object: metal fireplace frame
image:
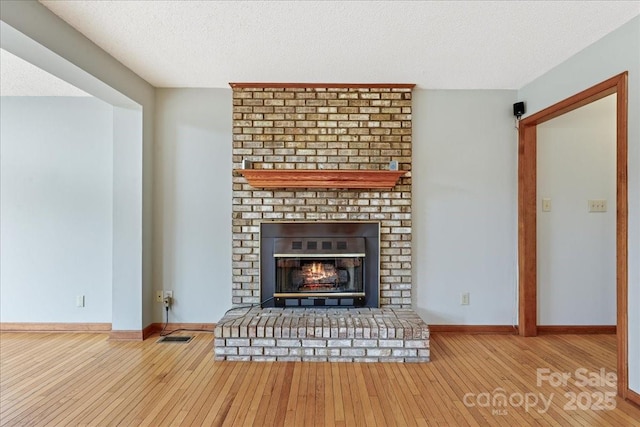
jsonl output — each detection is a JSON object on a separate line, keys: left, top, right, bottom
{"left": 260, "top": 221, "right": 380, "bottom": 308}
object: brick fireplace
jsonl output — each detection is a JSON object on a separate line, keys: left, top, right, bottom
{"left": 230, "top": 84, "right": 413, "bottom": 306}
{"left": 216, "top": 83, "right": 429, "bottom": 362}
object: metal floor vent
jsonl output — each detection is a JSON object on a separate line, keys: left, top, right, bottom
{"left": 157, "top": 336, "right": 193, "bottom": 343}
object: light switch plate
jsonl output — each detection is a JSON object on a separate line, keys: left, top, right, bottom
{"left": 588, "top": 199, "right": 607, "bottom": 213}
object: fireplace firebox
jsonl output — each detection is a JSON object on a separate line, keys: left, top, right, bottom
{"left": 260, "top": 222, "right": 379, "bottom": 307}
{"left": 274, "top": 237, "right": 365, "bottom": 301}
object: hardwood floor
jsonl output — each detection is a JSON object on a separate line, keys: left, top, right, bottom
{"left": 1, "top": 332, "right": 638, "bottom": 426}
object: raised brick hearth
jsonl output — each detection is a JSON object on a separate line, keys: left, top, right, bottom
{"left": 215, "top": 307, "right": 429, "bottom": 362}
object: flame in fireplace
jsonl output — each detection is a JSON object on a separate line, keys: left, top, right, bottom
{"left": 302, "top": 262, "right": 337, "bottom": 284}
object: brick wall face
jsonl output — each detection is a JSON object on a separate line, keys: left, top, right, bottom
{"left": 231, "top": 86, "right": 412, "bottom": 308}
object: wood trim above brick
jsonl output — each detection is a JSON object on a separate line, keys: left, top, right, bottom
{"left": 428, "top": 325, "right": 518, "bottom": 334}
{"left": 236, "top": 169, "right": 407, "bottom": 189}
{"left": 0, "top": 322, "right": 111, "bottom": 333}
{"left": 537, "top": 326, "right": 616, "bottom": 335}
{"left": 229, "top": 82, "right": 416, "bottom": 89}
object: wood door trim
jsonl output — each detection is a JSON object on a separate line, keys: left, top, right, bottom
{"left": 517, "top": 72, "right": 628, "bottom": 398}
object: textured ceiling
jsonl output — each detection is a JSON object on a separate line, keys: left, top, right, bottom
{"left": 23, "top": 1, "right": 640, "bottom": 90}
{"left": 0, "top": 49, "right": 90, "bottom": 96}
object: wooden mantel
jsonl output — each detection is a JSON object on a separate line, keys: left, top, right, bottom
{"left": 235, "top": 169, "right": 407, "bottom": 189}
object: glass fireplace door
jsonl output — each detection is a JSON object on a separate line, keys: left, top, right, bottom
{"left": 275, "top": 256, "right": 364, "bottom": 297}
{"left": 272, "top": 237, "right": 366, "bottom": 301}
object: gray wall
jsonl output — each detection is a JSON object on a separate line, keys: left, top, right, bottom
{"left": 1, "top": 0, "right": 155, "bottom": 330}
{"left": 153, "top": 88, "right": 520, "bottom": 326}
{"left": 112, "top": 105, "right": 144, "bottom": 330}
{"left": 0, "top": 96, "right": 113, "bottom": 322}
{"left": 518, "top": 15, "right": 639, "bottom": 393}
{"left": 413, "top": 89, "right": 518, "bottom": 325}
{"left": 154, "top": 88, "right": 232, "bottom": 322}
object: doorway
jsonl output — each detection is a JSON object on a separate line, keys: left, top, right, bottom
{"left": 537, "top": 94, "right": 616, "bottom": 328}
{"left": 517, "top": 72, "right": 628, "bottom": 397}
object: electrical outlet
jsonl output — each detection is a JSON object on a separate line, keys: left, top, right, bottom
{"left": 76, "top": 295, "right": 85, "bottom": 308}
{"left": 461, "top": 292, "right": 470, "bottom": 305}
{"left": 155, "top": 291, "right": 163, "bottom": 303}
{"left": 163, "top": 291, "right": 173, "bottom": 309}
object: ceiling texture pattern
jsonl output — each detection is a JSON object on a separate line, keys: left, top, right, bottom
{"left": 4, "top": 1, "right": 640, "bottom": 92}
{"left": 0, "top": 49, "right": 90, "bottom": 96}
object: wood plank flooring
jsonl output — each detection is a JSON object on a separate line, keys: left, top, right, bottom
{"left": 1, "top": 332, "right": 639, "bottom": 426}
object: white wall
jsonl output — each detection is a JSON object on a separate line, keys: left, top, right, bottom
{"left": 154, "top": 89, "right": 232, "bottom": 323}
{"left": 518, "top": 16, "right": 639, "bottom": 393}
{"left": 413, "top": 90, "right": 519, "bottom": 325}
{"left": 537, "top": 95, "right": 616, "bottom": 325}
{"left": 0, "top": 97, "right": 113, "bottom": 322}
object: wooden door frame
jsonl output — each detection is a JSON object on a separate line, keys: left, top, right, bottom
{"left": 517, "top": 72, "right": 628, "bottom": 397}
